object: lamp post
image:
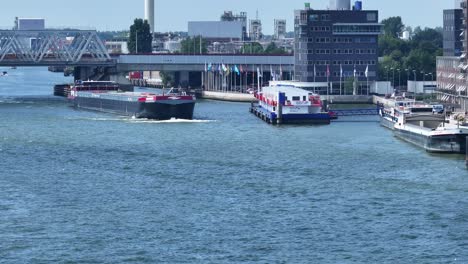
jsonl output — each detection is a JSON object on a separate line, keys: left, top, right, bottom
{"left": 428, "top": 73, "right": 434, "bottom": 99}
{"left": 391, "top": 67, "right": 395, "bottom": 94}
{"left": 135, "top": 30, "right": 138, "bottom": 54}
{"left": 413, "top": 70, "right": 417, "bottom": 96}
{"left": 405, "top": 69, "right": 410, "bottom": 91}
{"left": 385, "top": 66, "right": 389, "bottom": 95}
{"left": 422, "top": 71, "right": 426, "bottom": 95}
{"left": 397, "top": 68, "right": 401, "bottom": 91}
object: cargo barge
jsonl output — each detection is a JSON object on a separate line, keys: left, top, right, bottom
{"left": 392, "top": 110, "right": 468, "bottom": 154}
{"left": 69, "top": 81, "right": 195, "bottom": 120}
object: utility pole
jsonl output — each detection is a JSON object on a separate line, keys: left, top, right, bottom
{"left": 199, "top": 35, "right": 202, "bottom": 54}
{"left": 135, "top": 30, "right": 138, "bottom": 54}
{"left": 422, "top": 71, "right": 426, "bottom": 95}
{"left": 385, "top": 66, "right": 389, "bottom": 95}
{"left": 397, "top": 69, "right": 401, "bottom": 90}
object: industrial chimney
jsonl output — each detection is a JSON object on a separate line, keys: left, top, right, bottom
{"left": 145, "top": 0, "right": 155, "bottom": 33}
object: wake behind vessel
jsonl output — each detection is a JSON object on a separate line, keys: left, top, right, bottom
{"left": 68, "top": 81, "right": 196, "bottom": 120}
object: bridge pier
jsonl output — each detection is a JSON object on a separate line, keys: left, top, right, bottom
{"left": 74, "top": 66, "right": 134, "bottom": 92}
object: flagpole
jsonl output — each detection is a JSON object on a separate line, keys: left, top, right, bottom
{"left": 235, "top": 68, "right": 237, "bottom": 92}
{"left": 202, "top": 62, "right": 205, "bottom": 91}
{"left": 340, "top": 75, "right": 342, "bottom": 96}
{"left": 366, "top": 65, "right": 369, "bottom": 96}
{"left": 239, "top": 66, "right": 243, "bottom": 93}
{"left": 314, "top": 64, "right": 316, "bottom": 83}
{"left": 367, "top": 76, "right": 369, "bottom": 96}
{"left": 340, "top": 64, "right": 342, "bottom": 96}
{"left": 257, "top": 67, "right": 260, "bottom": 93}
{"left": 327, "top": 71, "right": 330, "bottom": 103}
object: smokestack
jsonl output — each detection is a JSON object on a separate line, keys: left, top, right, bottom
{"left": 145, "top": 0, "right": 155, "bottom": 33}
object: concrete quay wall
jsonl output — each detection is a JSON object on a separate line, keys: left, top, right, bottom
{"left": 324, "top": 95, "right": 373, "bottom": 104}
{"left": 201, "top": 91, "right": 256, "bottom": 102}
{"left": 202, "top": 91, "right": 382, "bottom": 105}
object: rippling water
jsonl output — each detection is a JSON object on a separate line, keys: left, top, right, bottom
{"left": 1, "top": 68, "right": 468, "bottom": 263}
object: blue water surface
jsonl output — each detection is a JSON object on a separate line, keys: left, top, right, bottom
{"left": 0, "top": 67, "right": 467, "bottom": 263}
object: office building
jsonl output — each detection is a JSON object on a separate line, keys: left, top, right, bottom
{"left": 436, "top": 0, "right": 468, "bottom": 110}
{"left": 188, "top": 11, "right": 247, "bottom": 41}
{"left": 443, "top": 9, "right": 463, "bottom": 56}
{"left": 294, "top": 0, "right": 381, "bottom": 93}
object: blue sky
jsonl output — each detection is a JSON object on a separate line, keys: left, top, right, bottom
{"left": 0, "top": 0, "right": 456, "bottom": 33}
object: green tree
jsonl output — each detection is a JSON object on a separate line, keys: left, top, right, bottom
{"left": 240, "top": 42, "right": 264, "bottom": 54}
{"left": 264, "top": 42, "right": 287, "bottom": 54}
{"left": 411, "top": 28, "right": 443, "bottom": 50}
{"left": 381, "top": 16, "right": 404, "bottom": 38}
{"left": 344, "top": 78, "right": 355, "bottom": 95}
{"left": 378, "top": 16, "right": 443, "bottom": 83}
{"left": 180, "top": 36, "right": 208, "bottom": 54}
{"left": 128, "top": 19, "right": 153, "bottom": 53}
{"left": 160, "top": 72, "right": 174, "bottom": 87}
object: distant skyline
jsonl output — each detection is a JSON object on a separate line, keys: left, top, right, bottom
{"left": 0, "top": 0, "right": 457, "bottom": 33}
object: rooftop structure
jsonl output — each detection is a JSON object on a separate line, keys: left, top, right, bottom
{"left": 15, "top": 18, "right": 45, "bottom": 31}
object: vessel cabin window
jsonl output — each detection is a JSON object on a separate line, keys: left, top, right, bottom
{"left": 292, "top": 96, "right": 301, "bottom": 101}
{"left": 303, "top": 96, "right": 307, "bottom": 101}
{"left": 411, "top": 108, "right": 433, "bottom": 113}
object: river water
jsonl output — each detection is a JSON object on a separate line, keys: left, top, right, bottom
{"left": 0, "top": 67, "right": 467, "bottom": 263}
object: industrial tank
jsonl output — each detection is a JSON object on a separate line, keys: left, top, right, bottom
{"left": 354, "top": 1, "right": 362, "bottom": 10}
{"left": 330, "top": 0, "right": 351, "bottom": 10}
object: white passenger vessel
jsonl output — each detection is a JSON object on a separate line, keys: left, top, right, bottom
{"left": 249, "top": 82, "right": 332, "bottom": 125}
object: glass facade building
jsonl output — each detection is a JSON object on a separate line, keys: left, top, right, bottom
{"left": 443, "top": 9, "right": 463, "bottom": 57}
{"left": 294, "top": 6, "right": 381, "bottom": 93}
{"left": 436, "top": 1, "right": 468, "bottom": 110}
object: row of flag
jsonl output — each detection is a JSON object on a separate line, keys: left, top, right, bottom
{"left": 204, "top": 63, "right": 284, "bottom": 78}
{"left": 314, "top": 64, "right": 370, "bottom": 78}
{"left": 204, "top": 62, "right": 369, "bottom": 79}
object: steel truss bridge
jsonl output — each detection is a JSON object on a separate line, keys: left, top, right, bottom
{"left": 0, "top": 30, "right": 114, "bottom": 66}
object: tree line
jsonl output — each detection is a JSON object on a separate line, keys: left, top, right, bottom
{"left": 378, "top": 16, "right": 443, "bottom": 86}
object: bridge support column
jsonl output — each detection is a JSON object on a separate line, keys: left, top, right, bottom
{"left": 108, "top": 72, "right": 134, "bottom": 91}
{"left": 74, "top": 66, "right": 96, "bottom": 82}
{"left": 74, "top": 66, "right": 134, "bottom": 92}
{"left": 179, "top": 71, "right": 189, "bottom": 88}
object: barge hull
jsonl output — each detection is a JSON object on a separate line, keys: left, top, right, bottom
{"left": 250, "top": 105, "right": 331, "bottom": 125}
{"left": 72, "top": 97, "right": 195, "bottom": 120}
{"left": 394, "top": 128, "right": 467, "bottom": 154}
{"left": 380, "top": 116, "right": 396, "bottom": 130}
